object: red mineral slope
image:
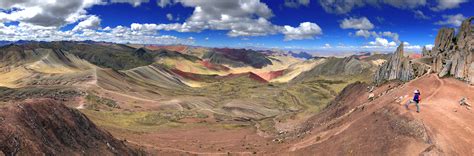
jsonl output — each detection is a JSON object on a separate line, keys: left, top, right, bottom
{"left": 0, "top": 99, "right": 137, "bottom": 155}
{"left": 170, "top": 69, "right": 204, "bottom": 81}
{"left": 199, "top": 60, "right": 230, "bottom": 71}
{"left": 220, "top": 72, "right": 269, "bottom": 83}
{"left": 409, "top": 53, "right": 422, "bottom": 59}
{"left": 254, "top": 70, "right": 285, "bottom": 81}
{"left": 289, "top": 74, "right": 474, "bottom": 155}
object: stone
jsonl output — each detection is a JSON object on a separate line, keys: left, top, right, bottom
{"left": 368, "top": 93, "right": 375, "bottom": 100}
{"left": 422, "top": 46, "right": 431, "bottom": 57}
{"left": 460, "top": 97, "right": 471, "bottom": 107}
{"left": 377, "top": 16, "right": 474, "bottom": 85}
{"left": 468, "top": 63, "right": 474, "bottom": 85}
{"left": 438, "top": 60, "right": 452, "bottom": 77}
{"left": 432, "top": 28, "right": 455, "bottom": 54}
{"left": 431, "top": 17, "right": 474, "bottom": 83}
{"left": 374, "top": 43, "right": 431, "bottom": 85}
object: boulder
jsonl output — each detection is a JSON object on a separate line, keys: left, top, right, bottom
{"left": 438, "top": 60, "right": 452, "bottom": 77}
{"left": 432, "top": 28, "right": 455, "bottom": 55}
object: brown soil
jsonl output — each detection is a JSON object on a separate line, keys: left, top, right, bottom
{"left": 3, "top": 74, "right": 472, "bottom": 155}
{"left": 287, "top": 74, "right": 474, "bottom": 155}
{"left": 0, "top": 99, "right": 137, "bottom": 155}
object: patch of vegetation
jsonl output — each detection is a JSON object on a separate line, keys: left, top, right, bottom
{"left": 256, "top": 118, "right": 276, "bottom": 133}
{"left": 136, "top": 111, "right": 208, "bottom": 126}
{"left": 81, "top": 110, "right": 209, "bottom": 132}
{"left": 85, "top": 93, "right": 119, "bottom": 110}
{"left": 0, "top": 86, "right": 82, "bottom": 102}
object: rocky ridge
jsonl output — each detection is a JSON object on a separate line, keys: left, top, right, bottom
{"left": 375, "top": 16, "right": 474, "bottom": 84}
{"left": 374, "top": 43, "right": 431, "bottom": 84}
{"left": 428, "top": 17, "right": 474, "bottom": 84}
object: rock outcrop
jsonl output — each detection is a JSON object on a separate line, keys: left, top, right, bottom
{"left": 374, "top": 43, "right": 431, "bottom": 84}
{"left": 430, "top": 17, "right": 474, "bottom": 84}
{"left": 375, "top": 16, "right": 474, "bottom": 85}
{"left": 422, "top": 46, "right": 431, "bottom": 57}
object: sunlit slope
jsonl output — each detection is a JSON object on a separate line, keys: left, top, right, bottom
{"left": 0, "top": 46, "right": 96, "bottom": 88}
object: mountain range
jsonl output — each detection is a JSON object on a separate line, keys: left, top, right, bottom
{"left": 0, "top": 17, "right": 473, "bottom": 155}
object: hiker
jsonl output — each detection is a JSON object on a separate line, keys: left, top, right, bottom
{"left": 405, "top": 89, "right": 421, "bottom": 113}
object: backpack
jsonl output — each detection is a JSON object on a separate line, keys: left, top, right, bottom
{"left": 414, "top": 93, "right": 421, "bottom": 102}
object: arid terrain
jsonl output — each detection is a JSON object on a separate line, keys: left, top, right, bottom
{"left": 0, "top": 15, "right": 473, "bottom": 156}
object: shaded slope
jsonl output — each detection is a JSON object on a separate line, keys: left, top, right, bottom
{"left": 203, "top": 48, "right": 273, "bottom": 68}
{"left": 288, "top": 51, "right": 313, "bottom": 60}
{"left": 2, "top": 41, "right": 154, "bottom": 70}
{"left": 0, "top": 99, "right": 137, "bottom": 155}
{"left": 291, "top": 55, "right": 383, "bottom": 83}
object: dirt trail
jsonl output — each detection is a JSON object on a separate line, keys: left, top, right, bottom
{"left": 403, "top": 74, "right": 474, "bottom": 155}
{"left": 288, "top": 74, "right": 474, "bottom": 155}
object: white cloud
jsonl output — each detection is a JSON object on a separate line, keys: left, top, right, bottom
{"left": 0, "top": 0, "right": 103, "bottom": 27}
{"left": 319, "top": 0, "right": 365, "bottom": 14}
{"left": 383, "top": 0, "right": 426, "bottom": 9}
{"left": 435, "top": 14, "right": 466, "bottom": 27}
{"left": 340, "top": 17, "right": 374, "bottom": 30}
{"left": 120, "top": 0, "right": 323, "bottom": 40}
{"left": 284, "top": 0, "right": 310, "bottom": 8}
{"left": 319, "top": 0, "right": 426, "bottom": 14}
{"left": 151, "top": 0, "right": 280, "bottom": 37}
{"left": 425, "top": 44, "right": 434, "bottom": 50}
{"left": 354, "top": 30, "right": 400, "bottom": 43}
{"left": 110, "top": 0, "right": 150, "bottom": 7}
{"left": 432, "top": 0, "right": 467, "bottom": 11}
{"left": 355, "top": 29, "right": 372, "bottom": 38}
{"left": 405, "top": 45, "right": 421, "bottom": 50}
{"left": 363, "top": 39, "right": 427, "bottom": 51}
{"left": 282, "top": 22, "right": 322, "bottom": 41}
{"left": 157, "top": 0, "right": 173, "bottom": 8}
{"left": 368, "top": 37, "right": 397, "bottom": 47}
{"left": 413, "top": 10, "right": 430, "bottom": 19}
{"left": 323, "top": 43, "right": 332, "bottom": 48}
{"left": 0, "top": 22, "right": 194, "bottom": 45}
{"left": 72, "top": 15, "right": 101, "bottom": 32}
{"left": 166, "top": 13, "right": 173, "bottom": 21}
{"left": 0, "top": 0, "right": 324, "bottom": 44}
{"left": 381, "top": 31, "right": 399, "bottom": 43}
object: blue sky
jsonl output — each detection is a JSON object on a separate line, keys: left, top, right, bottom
{"left": 0, "top": 0, "right": 473, "bottom": 53}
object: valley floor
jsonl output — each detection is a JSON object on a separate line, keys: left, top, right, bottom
{"left": 77, "top": 74, "right": 474, "bottom": 155}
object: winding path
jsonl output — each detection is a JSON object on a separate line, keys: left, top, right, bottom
{"left": 405, "top": 74, "right": 474, "bottom": 155}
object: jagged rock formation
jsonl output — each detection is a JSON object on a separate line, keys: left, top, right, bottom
{"left": 422, "top": 46, "right": 431, "bottom": 57}
{"left": 374, "top": 43, "right": 431, "bottom": 84}
{"left": 376, "top": 17, "right": 474, "bottom": 85}
{"left": 430, "top": 17, "right": 474, "bottom": 84}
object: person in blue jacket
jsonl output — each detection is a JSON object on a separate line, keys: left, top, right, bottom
{"left": 405, "top": 89, "right": 421, "bottom": 113}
